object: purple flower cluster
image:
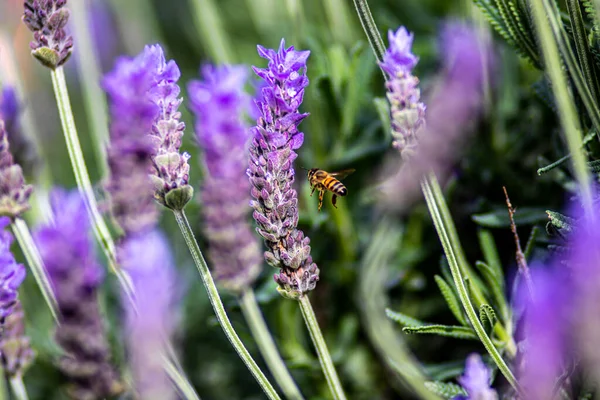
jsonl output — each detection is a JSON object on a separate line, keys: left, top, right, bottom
{"left": 247, "top": 40, "right": 319, "bottom": 298}
{"left": 0, "top": 119, "right": 33, "bottom": 219}
{"left": 0, "top": 300, "right": 35, "bottom": 378}
{"left": 380, "top": 27, "right": 426, "bottom": 158}
{"left": 0, "top": 217, "right": 26, "bottom": 319}
{"left": 22, "top": 0, "right": 74, "bottom": 69}
{"left": 188, "top": 64, "right": 262, "bottom": 292}
{"left": 454, "top": 354, "right": 498, "bottom": 400}
{"left": 121, "top": 229, "right": 177, "bottom": 400}
{"left": 35, "top": 189, "right": 123, "bottom": 399}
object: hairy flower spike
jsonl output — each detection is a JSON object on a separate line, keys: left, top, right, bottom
{"left": 0, "top": 217, "right": 26, "bottom": 319}
{"left": 247, "top": 39, "right": 319, "bottom": 298}
{"left": 35, "top": 189, "right": 123, "bottom": 400}
{"left": 0, "top": 121, "right": 33, "bottom": 218}
{"left": 0, "top": 300, "right": 35, "bottom": 378}
{"left": 0, "top": 87, "right": 38, "bottom": 174}
{"left": 22, "top": 0, "right": 74, "bottom": 69}
{"left": 381, "top": 27, "right": 426, "bottom": 158}
{"left": 189, "top": 64, "right": 262, "bottom": 292}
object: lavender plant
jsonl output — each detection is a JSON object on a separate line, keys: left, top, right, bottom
{"left": 0, "top": 120, "right": 33, "bottom": 219}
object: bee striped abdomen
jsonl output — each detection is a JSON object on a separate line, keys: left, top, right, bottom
{"left": 324, "top": 177, "right": 347, "bottom": 196}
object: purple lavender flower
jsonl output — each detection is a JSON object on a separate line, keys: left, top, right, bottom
{"left": 0, "top": 217, "right": 26, "bottom": 319}
{"left": 35, "top": 189, "right": 123, "bottom": 400}
{"left": 380, "top": 27, "right": 426, "bottom": 157}
{"left": 453, "top": 354, "right": 498, "bottom": 400}
{"left": 22, "top": 0, "right": 74, "bottom": 69}
{"left": 247, "top": 39, "right": 319, "bottom": 298}
{"left": 0, "top": 299, "right": 35, "bottom": 378}
{"left": 188, "top": 64, "right": 262, "bottom": 292}
{"left": 120, "top": 229, "right": 177, "bottom": 400}
{"left": 0, "top": 119, "right": 33, "bottom": 219}
{"left": 103, "top": 47, "right": 160, "bottom": 237}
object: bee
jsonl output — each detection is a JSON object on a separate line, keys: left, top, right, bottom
{"left": 305, "top": 168, "right": 355, "bottom": 211}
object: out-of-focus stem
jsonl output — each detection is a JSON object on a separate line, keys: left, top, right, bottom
{"left": 162, "top": 355, "right": 202, "bottom": 400}
{"left": 240, "top": 289, "right": 304, "bottom": 400}
{"left": 172, "top": 209, "right": 280, "bottom": 400}
{"left": 9, "top": 375, "right": 29, "bottom": 400}
{"left": 69, "top": 0, "right": 110, "bottom": 178}
{"left": 298, "top": 295, "right": 347, "bottom": 400}
{"left": 49, "top": 67, "right": 134, "bottom": 298}
{"left": 190, "top": 0, "right": 234, "bottom": 63}
{"left": 11, "top": 218, "right": 59, "bottom": 323}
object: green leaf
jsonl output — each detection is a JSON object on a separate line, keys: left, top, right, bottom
{"left": 402, "top": 325, "right": 479, "bottom": 340}
{"left": 424, "top": 359, "right": 470, "bottom": 381}
{"left": 434, "top": 275, "right": 467, "bottom": 326}
{"left": 424, "top": 381, "right": 467, "bottom": 399}
{"left": 385, "top": 309, "right": 427, "bottom": 327}
{"left": 523, "top": 226, "right": 540, "bottom": 260}
{"left": 479, "top": 304, "right": 498, "bottom": 334}
{"left": 477, "top": 230, "right": 503, "bottom": 282}
{"left": 341, "top": 44, "right": 375, "bottom": 138}
{"left": 475, "top": 261, "right": 509, "bottom": 325}
{"left": 373, "top": 97, "right": 391, "bottom": 137}
{"left": 472, "top": 207, "right": 547, "bottom": 227}
{"left": 546, "top": 210, "right": 576, "bottom": 233}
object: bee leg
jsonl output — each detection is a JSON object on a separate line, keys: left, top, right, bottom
{"left": 310, "top": 186, "right": 316, "bottom": 197}
{"left": 318, "top": 190, "right": 324, "bottom": 211}
{"left": 331, "top": 194, "right": 338, "bottom": 208}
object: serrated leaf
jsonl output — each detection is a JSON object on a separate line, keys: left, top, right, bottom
{"left": 546, "top": 210, "right": 575, "bottom": 233}
{"left": 472, "top": 207, "right": 547, "bottom": 227}
{"left": 424, "top": 381, "right": 467, "bottom": 398}
{"left": 588, "top": 159, "right": 600, "bottom": 173}
{"left": 475, "top": 261, "right": 509, "bottom": 325}
{"left": 434, "top": 275, "right": 467, "bottom": 326}
{"left": 385, "top": 309, "right": 427, "bottom": 327}
{"left": 479, "top": 304, "right": 498, "bottom": 334}
{"left": 402, "top": 325, "right": 479, "bottom": 340}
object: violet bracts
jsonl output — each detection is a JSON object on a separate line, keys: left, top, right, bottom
{"left": 0, "top": 217, "right": 26, "bottom": 319}
{"left": 247, "top": 39, "right": 319, "bottom": 298}
{"left": 121, "top": 229, "right": 177, "bottom": 400}
{"left": 0, "top": 120, "right": 33, "bottom": 219}
{"left": 35, "top": 189, "right": 123, "bottom": 400}
{"left": 189, "top": 64, "right": 262, "bottom": 292}
{"left": 22, "top": 0, "right": 74, "bottom": 69}
{"left": 454, "top": 354, "right": 498, "bottom": 400}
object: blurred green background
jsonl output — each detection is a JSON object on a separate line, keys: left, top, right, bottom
{"left": 0, "top": 0, "right": 569, "bottom": 398}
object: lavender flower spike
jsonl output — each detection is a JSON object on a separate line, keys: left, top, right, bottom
{"left": 0, "top": 217, "right": 26, "bottom": 319}
{"left": 0, "top": 120, "right": 33, "bottom": 219}
{"left": 453, "top": 354, "right": 498, "bottom": 400}
{"left": 189, "top": 64, "right": 262, "bottom": 292}
{"left": 121, "top": 229, "right": 178, "bottom": 400}
{"left": 0, "top": 87, "right": 38, "bottom": 174}
{"left": 380, "top": 27, "right": 426, "bottom": 158}
{"left": 22, "top": 0, "right": 74, "bottom": 69}
{"left": 248, "top": 39, "right": 319, "bottom": 298}
{"left": 0, "top": 300, "right": 35, "bottom": 378}
{"left": 36, "top": 189, "right": 123, "bottom": 400}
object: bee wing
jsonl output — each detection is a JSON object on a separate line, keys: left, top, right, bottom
{"left": 329, "top": 168, "right": 356, "bottom": 180}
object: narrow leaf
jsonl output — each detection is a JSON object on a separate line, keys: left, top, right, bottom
{"left": 477, "top": 230, "right": 504, "bottom": 281}
{"left": 385, "top": 309, "right": 427, "bottom": 327}
{"left": 434, "top": 275, "right": 467, "bottom": 326}
{"left": 424, "top": 381, "right": 467, "bottom": 399}
{"left": 479, "top": 304, "right": 498, "bottom": 334}
{"left": 472, "top": 207, "right": 547, "bottom": 227}
{"left": 402, "top": 325, "right": 479, "bottom": 340}
{"left": 475, "top": 261, "right": 509, "bottom": 324}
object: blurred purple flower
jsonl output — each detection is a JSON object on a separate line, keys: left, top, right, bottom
{"left": 247, "top": 39, "right": 319, "bottom": 298}
{"left": 22, "top": 0, "right": 74, "bottom": 69}
{"left": 121, "top": 229, "right": 177, "bottom": 400}
{"left": 0, "top": 299, "right": 35, "bottom": 378}
{"left": 380, "top": 22, "right": 492, "bottom": 210}
{"left": 35, "top": 189, "right": 123, "bottom": 399}
{"left": 0, "top": 86, "right": 38, "bottom": 173}
{"left": 0, "top": 217, "right": 26, "bottom": 319}
{"left": 88, "top": 0, "right": 120, "bottom": 73}
{"left": 188, "top": 64, "right": 262, "bottom": 292}
{"left": 0, "top": 119, "right": 33, "bottom": 218}
{"left": 103, "top": 45, "right": 160, "bottom": 236}
{"left": 453, "top": 354, "right": 497, "bottom": 400}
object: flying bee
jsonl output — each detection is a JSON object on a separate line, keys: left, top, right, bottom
{"left": 305, "top": 168, "right": 355, "bottom": 211}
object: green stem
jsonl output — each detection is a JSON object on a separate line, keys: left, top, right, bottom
{"left": 239, "top": 289, "right": 304, "bottom": 400}
{"left": 162, "top": 355, "right": 202, "bottom": 400}
{"left": 190, "top": 0, "right": 234, "bottom": 63}
{"left": 49, "top": 67, "right": 134, "bottom": 298}
{"left": 421, "top": 175, "right": 518, "bottom": 389}
{"left": 359, "top": 217, "right": 440, "bottom": 399}
{"left": 69, "top": 0, "right": 110, "bottom": 178}
{"left": 298, "top": 295, "right": 347, "bottom": 400}
{"left": 172, "top": 210, "right": 280, "bottom": 400}
{"left": 9, "top": 375, "right": 29, "bottom": 400}
{"left": 351, "top": 0, "right": 387, "bottom": 79}
{"left": 11, "top": 218, "right": 59, "bottom": 323}
{"left": 530, "top": 0, "right": 594, "bottom": 217}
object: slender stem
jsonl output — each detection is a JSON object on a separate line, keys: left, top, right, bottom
{"left": 421, "top": 175, "right": 518, "bottom": 389}
{"left": 190, "top": 0, "right": 234, "bottom": 63}
{"left": 172, "top": 210, "right": 280, "bottom": 400}
{"left": 11, "top": 218, "right": 59, "bottom": 323}
{"left": 298, "top": 295, "right": 347, "bottom": 400}
{"left": 9, "top": 375, "right": 29, "bottom": 400}
{"left": 49, "top": 67, "right": 134, "bottom": 298}
{"left": 240, "top": 289, "right": 304, "bottom": 400}
{"left": 351, "top": 0, "right": 387, "bottom": 79}
{"left": 162, "top": 355, "right": 202, "bottom": 400}
{"left": 529, "top": 0, "right": 593, "bottom": 217}
{"left": 70, "top": 0, "right": 110, "bottom": 178}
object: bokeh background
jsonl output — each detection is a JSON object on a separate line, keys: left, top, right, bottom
{"left": 0, "top": 0, "right": 568, "bottom": 398}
